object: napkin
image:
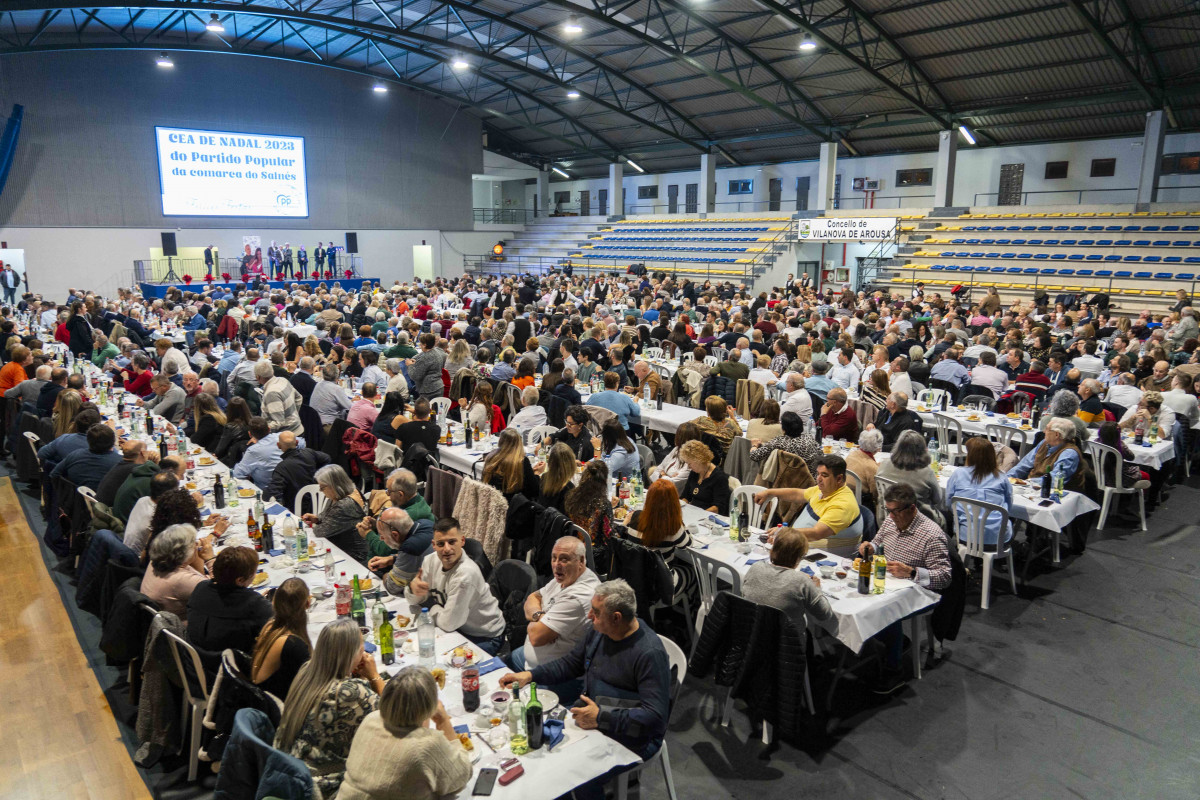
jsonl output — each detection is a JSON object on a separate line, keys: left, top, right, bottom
{"left": 265, "top": 503, "right": 287, "bottom": 516}
{"left": 800, "top": 566, "right": 815, "bottom": 576}
{"left": 363, "top": 641, "right": 377, "bottom": 654}
{"left": 746, "top": 555, "right": 767, "bottom": 565}
{"left": 453, "top": 724, "right": 470, "bottom": 735}
{"left": 817, "top": 560, "right": 838, "bottom": 566}
{"left": 269, "top": 548, "right": 284, "bottom": 557}
{"left": 544, "top": 719, "right": 566, "bottom": 751}
{"left": 475, "top": 656, "right": 506, "bottom": 676}
{"left": 707, "top": 515, "right": 729, "bottom": 528}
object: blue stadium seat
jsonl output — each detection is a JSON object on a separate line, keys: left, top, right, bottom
{"left": 1050, "top": 254, "right": 1067, "bottom": 260}
{"left": 970, "top": 252, "right": 984, "bottom": 258}
{"left": 1163, "top": 226, "right": 1180, "bottom": 232}
{"left": 1039, "top": 268, "right": 1058, "bottom": 275}
{"left": 1087, "top": 226, "right": 1103, "bottom": 232}
{"left": 1085, "top": 255, "right": 1103, "bottom": 261}
{"left": 1034, "top": 254, "right": 1049, "bottom": 260}
{"left": 1018, "top": 253, "right": 1033, "bottom": 259}
{"left": 1187, "top": 258, "right": 1200, "bottom": 264}
{"left": 1115, "top": 271, "right": 1134, "bottom": 278}
{"left": 1058, "top": 269, "right": 1076, "bottom": 276}
{"left": 1134, "top": 240, "right": 1151, "bottom": 246}
{"left": 1154, "top": 273, "right": 1173, "bottom": 280}
{"left": 1068, "top": 254, "right": 1084, "bottom": 261}
{"left": 1165, "top": 257, "right": 1183, "bottom": 264}
{"left": 1022, "top": 268, "right": 1038, "bottom": 274}
{"left": 1174, "top": 241, "right": 1191, "bottom": 247}
{"left": 930, "top": 264, "right": 944, "bottom": 271}
{"left": 1125, "top": 225, "right": 1142, "bottom": 232}
{"left": 1115, "top": 240, "right": 1132, "bottom": 246}
{"left": 1077, "top": 239, "right": 1095, "bottom": 245}
{"left": 1094, "top": 270, "right": 1113, "bottom": 277}
{"left": 1105, "top": 226, "right": 1121, "bottom": 232}
{"left": 1096, "top": 239, "right": 1113, "bottom": 246}
{"left": 1123, "top": 255, "right": 1142, "bottom": 262}
{"left": 1133, "top": 271, "right": 1152, "bottom": 278}
{"left": 1177, "top": 273, "right": 1195, "bottom": 280}
{"left": 1006, "top": 267, "right": 1023, "bottom": 274}
{"left": 1153, "top": 240, "right": 1170, "bottom": 247}
{"left": 1012, "top": 239, "right": 1027, "bottom": 245}
{"left": 1144, "top": 256, "right": 1162, "bottom": 263}
{"left": 1001, "top": 253, "right": 1015, "bottom": 259}
{"left": 1104, "top": 255, "right": 1123, "bottom": 262}
{"left": 986, "top": 252, "right": 1000, "bottom": 258}
{"left": 1061, "top": 239, "right": 1077, "bottom": 245}
{"left": 1144, "top": 226, "right": 1161, "bottom": 232}
{"left": 1021, "top": 226, "right": 1035, "bottom": 231}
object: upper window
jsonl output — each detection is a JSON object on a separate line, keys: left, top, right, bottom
{"left": 1090, "top": 158, "right": 1116, "bottom": 178}
{"left": 1162, "top": 153, "right": 1200, "bottom": 175}
{"left": 637, "top": 185, "right": 659, "bottom": 200}
{"left": 728, "top": 179, "right": 753, "bottom": 195}
{"left": 895, "top": 168, "right": 933, "bottom": 187}
{"left": 553, "top": 191, "right": 570, "bottom": 204}
{"left": 1044, "top": 161, "right": 1069, "bottom": 180}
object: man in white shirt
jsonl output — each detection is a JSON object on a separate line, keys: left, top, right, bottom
{"left": 1105, "top": 373, "right": 1143, "bottom": 413}
{"left": 1161, "top": 374, "right": 1200, "bottom": 428}
{"left": 860, "top": 345, "right": 890, "bottom": 388}
{"left": 1070, "top": 339, "right": 1105, "bottom": 374}
{"left": 509, "top": 386, "right": 548, "bottom": 435}
{"left": 508, "top": 537, "right": 599, "bottom": 679}
{"left": 748, "top": 354, "right": 778, "bottom": 387}
{"left": 123, "top": 471, "right": 179, "bottom": 557}
{"left": 829, "top": 348, "right": 859, "bottom": 391}
{"left": 405, "top": 518, "right": 506, "bottom": 653}
{"left": 889, "top": 356, "right": 913, "bottom": 398}
{"left": 968, "top": 351, "right": 1010, "bottom": 399}
{"left": 780, "top": 372, "right": 814, "bottom": 426}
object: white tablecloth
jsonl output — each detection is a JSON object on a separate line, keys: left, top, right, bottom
{"left": 679, "top": 504, "right": 939, "bottom": 654}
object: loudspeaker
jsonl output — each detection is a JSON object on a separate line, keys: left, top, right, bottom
{"left": 345, "top": 232, "right": 358, "bottom": 254}
{"left": 161, "top": 232, "right": 178, "bottom": 257}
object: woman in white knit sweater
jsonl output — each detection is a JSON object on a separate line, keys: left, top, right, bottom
{"left": 338, "top": 667, "right": 473, "bottom": 800}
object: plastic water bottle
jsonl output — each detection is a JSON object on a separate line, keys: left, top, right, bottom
{"left": 323, "top": 548, "right": 336, "bottom": 596}
{"left": 928, "top": 434, "right": 941, "bottom": 474}
{"left": 418, "top": 607, "right": 436, "bottom": 667}
{"left": 295, "top": 523, "right": 309, "bottom": 570}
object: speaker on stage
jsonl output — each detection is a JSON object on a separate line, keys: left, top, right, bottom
{"left": 161, "top": 232, "right": 178, "bottom": 257}
{"left": 345, "top": 232, "right": 358, "bottom": 254}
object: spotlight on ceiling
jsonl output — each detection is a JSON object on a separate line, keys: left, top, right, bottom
{"left": 552, "top": 166, "right": 571, "bottom": 178}
{"left": 567, "top": 89, "right": 581, "bottom": 99}
{"left": 155, "top": 52, "right": 174, "bottom": 68}
{"left": 958, "top": 125, "right": 977, "bottom": 145}
{"left": 625, "top": 158, "right": 645, "bottom": 173}
{"left": 373, "top": 83, "right": 388, "bottom": 93}
{"left": 205, "top": 14, "right": 225, "bottom": 33}
{"left": 564, "top": 14, "right": 583, "bottom": 33}
{"left": 452, "top": 55, "right": 470, "bottom": 70}
{"left": 799, "top": 34, "right": 817, "bottom": 52}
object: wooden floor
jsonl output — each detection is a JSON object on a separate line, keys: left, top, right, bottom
{"left": 0, "top": 478, "right": 151, "bottom": 800}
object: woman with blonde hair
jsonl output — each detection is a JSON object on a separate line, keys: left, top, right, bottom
{"left": 537, "top": 442, "right": 576, "bottom": 514}
{"left": 694, "top": 395, "right": 742, "bottom": 453}
{"left": 51, "top": 389, "right": 85, "bottom": 438}
{"left": 250, "top": 577, "right": 313, "bottom": 700}
{"left": 274, "top": 618, "right": 381, "bottom": 796}
{"left": 680, "top": 439, "right": 732, "bottom": 514}
{"left": 443, "top": 338, "right": 472, "bottom": 377}
{"left": 189, "top": 392, "right": 227, "bottom": 450}
{"left": 482, "top": 428, "right": 539, "bottom": 500}
{"left": 303, "top": 334, "right": 323, "bottom": 362}
{"left": 650, "top": 421, "right": 703, "bottom": 483}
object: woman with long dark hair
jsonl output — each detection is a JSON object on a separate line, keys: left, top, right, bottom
{"left": 565, "top": 459, "right": 614, "bottom": 571}
{"left": 215, "top": 396, "right": 254, "bottom": 466}
{"left": 251, "top": 577, "right": 313, "bottom": 700}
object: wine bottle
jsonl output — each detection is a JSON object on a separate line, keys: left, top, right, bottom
{"left": 872, "top": 541, "right": 886, "bottom": 594}
{"left": 260, "top": 513, "right": 274, "bottom": 553}
{"left": 525, "top": 682, "right": 545, "bottom": 750}
{"left": 350, "top": 575, "right": 367, "bottom": 626}
{"left": 378, "top": 611, "right": 395, "bottom": 666}
{"left": 857, "top": 549, "right": 873, "bottom": 595}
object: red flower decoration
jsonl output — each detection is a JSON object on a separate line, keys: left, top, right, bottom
{"left": 344, "top": 269, "right": 353, "bottom": 278}
{"left": 204, "top": 274, "right": 214, "bottom": 283}
{"left": 221, "top": 272, "right": 231, "bottom": 282}
{"left": 182, "top": 274, "right": 193, "bottom": 284}
{"left": 324, "top": 270, "right": 332, "bottom": 279}
{"left": 276, "top": 271, "right": 286, "bottom": 281}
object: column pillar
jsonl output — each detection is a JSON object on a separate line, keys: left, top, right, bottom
{"left": 699, "top": 152, "right": 717, "bottom": 215}
{"left": 817, "top": 142, "right": 838, "bottom": 211}
{"left": 1137, "top": 109, "right": 1166, "bottom": 206}
{"left": 609, "top": 162, "right": 624, "bottom": 218}
{"left": 934, "top": 129, "right": 958, "bottom": 207}
{"left": 536, "top": 167, "right": 550, "bottom": 218}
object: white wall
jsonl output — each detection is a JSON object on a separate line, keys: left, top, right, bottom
{"left": 533, "top": 131, "right": 1200, "bottom": 214}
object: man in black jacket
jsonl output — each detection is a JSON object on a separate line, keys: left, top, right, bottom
{"left": 869, "top": 392, "right": 925, "bottom": 451}
{"left": 267, "top": 430, "right": 331, "bottom": 511}
{"left": 290, "top": 357, "right": 318, "bottom": 405}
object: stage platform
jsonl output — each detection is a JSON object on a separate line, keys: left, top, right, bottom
{"left": 137, "top": 277, "right": 380, "bottom": 299}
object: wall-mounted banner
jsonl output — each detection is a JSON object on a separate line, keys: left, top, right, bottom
{"left": 798, "top": 217, "right": 897, "bottom": 241}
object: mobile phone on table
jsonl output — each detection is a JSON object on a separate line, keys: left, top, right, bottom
{"left": 1037, "top": 499, "right": 1055, "bottom": 507}
{"left": 803, "top": 553, "right": 822, "bottom": 562}
{"left": 472, "top": 768, "right": 498, "bottom": 796}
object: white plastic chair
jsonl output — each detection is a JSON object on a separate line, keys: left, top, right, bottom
{"left": 844, "top": 468, "right": 863, "bottom": 504}
{"left": 643, "top": 347, "right": 664, "bottom": 360}
{"left": 703, "top": 355, "right": 718, "bottom": 368}
{"left": 679, "top": 549, "right": 743, "bottom": 652}
{"left": 730, "top": 484, "right": 777, "bottom": 530}
{"left": 932, "top": 412, "right": 969, "bottom": 465}
{"left": 429, "top": 396, "right": 451, "bottom": 422}
{"left": 614, "top": 635, "right": 683, "bottom": 800}
{"left": 162, "top": 629, "right": 211, "bottom": 782}
{"left": 916, "top": 388, "right": 947, "bottom": 409}
{"left": 950, "top": 496, "right": 1017, "bottom": 610}
{"left": 77, "top": 485, "right": 100, "bottom": 522}
{"left": 1087, "top": 441, "right": 1149, "bottom": 532}
{"left": 293, "top": 483, "right": 329, "bottom": 517}
{"left": 526, "top": 424, "right": 559, "bottom": 447}
{"left": 986, "top": 423, "right": 1031, "bottom": 458}
{"left": 873, "top": 474, "right": 896, "bottom": 520}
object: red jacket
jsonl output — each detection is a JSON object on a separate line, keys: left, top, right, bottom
{"left": 55, "top": 322, "right": 70, "bottom": 345}
{"left": 123, "top": 368, "right": 155, "bottom": 396}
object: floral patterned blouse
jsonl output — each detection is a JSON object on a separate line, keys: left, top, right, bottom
{"left": 285, "top": 677, "right": 378, "bottom": 796}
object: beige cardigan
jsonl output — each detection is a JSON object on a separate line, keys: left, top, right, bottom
{"left": 337, "top": 712, "right": 473, "bottom": 800}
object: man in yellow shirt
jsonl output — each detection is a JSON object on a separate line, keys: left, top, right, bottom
{"left": 756, "top": 455, "right": 863, "bottom": 554}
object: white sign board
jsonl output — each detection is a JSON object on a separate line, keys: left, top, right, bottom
{"left": 797, "top": 217, "right": 897, "bottom": 241}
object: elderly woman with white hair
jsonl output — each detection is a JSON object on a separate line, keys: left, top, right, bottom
{"left": 1007, "top": 416, "right": 1086, "bottom": 492}
{"left": 508, "top": 385, "right": 548, "bottom": 434}
{"left": 846, "top": 427, "right": 882, "bottom": 510}
{"left": 875, "top": 429, "right": 946, "bottom": 528}
{"left": 139, "top": 523, "right": 215, "bottom": 621}
{"left": 302, "top": 464, "right": 369, "bottom": 566}
{"left": 337, "top": 667, "right": 473, "bottom": 800}
{"left": 1038, "top": 388, "right": 1090, "bottom": 441}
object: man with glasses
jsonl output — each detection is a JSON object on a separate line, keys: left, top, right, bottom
{"left": 547, "top": 405, "right": 596, "bottom": 461}
{"left": 358, "top": 468, "right": 436, "bottom": 561}
{"left": 859, "top": 482, "right": 952, "bottom": 694}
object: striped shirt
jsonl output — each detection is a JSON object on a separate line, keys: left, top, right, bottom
{"left": 871, "top": 509, "right": 952, "bottom": 590}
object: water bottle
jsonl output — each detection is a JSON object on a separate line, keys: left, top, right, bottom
{"left": 417, "top": 607, "right": 436, "bottom": 667}
{"left": 323, "top": 548, "right": 336, "bottom": 595}
{"left": 643, "top": 383, "right": 651, "bottom": 404}
{"left": 928, "top": 434, "right": 941, "bottom": 475}
{"left": 295, "top": 523, "right": 309, "bottom": 569}
{"left": 335, "top": 573, "right": 351, "bottom": 617}
{"left": 1053, "top": 472, "right": 1064, "bottom": 501}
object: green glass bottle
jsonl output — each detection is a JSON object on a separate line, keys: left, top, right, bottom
{"left": 378, "top": 611, "right": 395, "bottom": 665}
{"left": 350, "top": 575, "right": 366, "bottom": 626}
{"left": 525, "top": 682, "right": 545, "bottom": 750}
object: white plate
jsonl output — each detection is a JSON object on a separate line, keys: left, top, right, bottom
{"left": 538, "top": 688, "right": 560, "bottom": 711}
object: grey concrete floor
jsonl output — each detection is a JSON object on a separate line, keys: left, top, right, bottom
{"left": 641, "top": 487, "right": 1200, "bottom": 800}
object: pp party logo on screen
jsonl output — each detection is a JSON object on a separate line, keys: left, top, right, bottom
{"left": 273, "top": 185, "right": 303, "bottom": 214}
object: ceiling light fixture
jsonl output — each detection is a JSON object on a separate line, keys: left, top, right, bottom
{"left": 205, "top": 14, "right": 225, "bottom": 33}
{"left": 958, "top": 124, "right": 976, "bottom": 145}
{"left": 373, "top": 83, "right": 388, "bottom": 93}
{"left": 567, "top": 89, "right": 581, "bottom": 99}
{"left": 452, "top": 55, "right": 470, "bottom": 70}
{"left": 552, "top": 167, "right": 571, "bottom": 178}
{"left": 625, "top": 158, "right": 645, "bottom": 173}
{"left": 564, "top": 14, "right": 583, "bottom": 33}
{"left": 799, "top": 34, "right": 817, "bottom": 52}
{"left": 155, "top": 52, "right": 174, "bottom": 68}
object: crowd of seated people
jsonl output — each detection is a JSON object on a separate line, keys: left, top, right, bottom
{"left": 8, "top": 267, "right": 1200, "bottom": 789}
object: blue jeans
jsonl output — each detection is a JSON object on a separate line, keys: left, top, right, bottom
{"left": 507, "top": 646, "right": 584, "bottom": 706}
{"left": 465, "top": 632, "right": 505, "bottom": 657}
{"left": 3, "top": 287, "right": 16, "bottom": 305}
